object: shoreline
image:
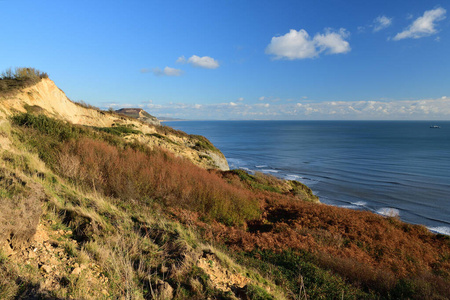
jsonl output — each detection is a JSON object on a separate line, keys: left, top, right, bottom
{"left": 165, "top": 120, "right": 450, "bottom": 237}
{"left": 235, "top": 165, "right": 450, "bottom": 236}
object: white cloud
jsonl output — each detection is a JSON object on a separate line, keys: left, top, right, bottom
{"left": 176, "top": 56, "right": 186, "bottom": 63}
{"left": 393, "top": 7, "right": 446, "bottom": 40}
{"left": 373, "top": 15, "right": 393, "bottom": 32}
{"left": 314, "top": 28, "right": 351, "bottom": 54}
{"left": 140, "top": 97, "right": 450, "bottom": 120}
{"left": 265, "top": 28, "right": 350, "bottom": 60}
{"left": 163, "top": 67, "right": 183, "bottom": 76}
{"left": 184, "top": 55, "right": 219, "bottom": 69}
{"left": 237, "top": 97, "right": 244, "bottom": 102}
{"left": 265, "top": 29, "right": 317, "bottom": 59}
{"left": 259, "top": 96, "right": 265, "bottom": 101}
{"left": 152, "top": 67, "right": 183, "bottom": 77}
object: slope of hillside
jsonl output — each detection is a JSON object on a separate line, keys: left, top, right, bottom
{"left": 0, "top": 76, "right": 228, "bottom": 170}
{"left": 1, "top": 71, "right": 449, "bottom": 299}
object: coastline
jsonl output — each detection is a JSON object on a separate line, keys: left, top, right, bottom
{"left": 165, "top": 120, "right": 450, "bottom": 236}
{"left": 236, "top": 164, "right": 450, "bottom": 236}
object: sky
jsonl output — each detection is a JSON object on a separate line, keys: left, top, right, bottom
{"left": 1, "top": 0, "right": 450, "bottom": 120}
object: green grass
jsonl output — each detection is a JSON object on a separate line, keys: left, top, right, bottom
{"left": 11, "top": 113, "right": 88, "bottom": 141}
{"left": 231, "top": 169, "right": 282, "bottom": 193}
{"left": 190, "top": 135, "right": 220, "bottom": 152}
{"left": 246, "top": 284, "right": 276, "bottom": 300}
{"left": 93, "top": 126, "right": 142, "bottom": 136}
{"left": 234, "top": 249, "right": 374, "bottom": 299}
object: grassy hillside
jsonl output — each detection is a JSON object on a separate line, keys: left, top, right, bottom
{"left": 1, "top": 109, "right": 449, "bottom": 299}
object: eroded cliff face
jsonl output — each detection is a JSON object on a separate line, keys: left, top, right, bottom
{"left": 0, "top": 78, "right": 229, "bottom": 170}
{"left": 115, "top": 108, "right": 160, "bottom": 126}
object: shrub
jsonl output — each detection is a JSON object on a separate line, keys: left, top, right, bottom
{"left": 11, "top": 113, "right": 87, "bottom": 141}
{"left": 0, "top": 67, "right": 47, "bottom": 81}
{"left": 0, "top": 67, "right": 48, "bottom": 97}
{"left": 57, "top": 138, "right": 259, "bottom": 226}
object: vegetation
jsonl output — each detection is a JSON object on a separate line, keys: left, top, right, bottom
{"left": 93, "top": 125, "right": 142, "bottom": 136}
{"left": 0, "top": 168, "right": 42, "bottom": 250}
{"left": 0, "top": 108, "right": 449, "bottom": 299}
{"left": 72, "top": 100, "right": 101, "bottom": 111}
{"left": 191, "top": 134, "right": 220, "bottom": 152}
{"left": 154, "top": 123, "right": 188, "bottom": 138}
{"left": 0, "top": 67, "right": 48, "bottom": 97}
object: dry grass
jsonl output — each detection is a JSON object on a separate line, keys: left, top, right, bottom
{"left": 0, "top": 168, "right": 43, "bottom": 250}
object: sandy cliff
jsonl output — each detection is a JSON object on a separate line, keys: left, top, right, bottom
{"left": 0, "top": 78, "right": 229, "bottom": 170}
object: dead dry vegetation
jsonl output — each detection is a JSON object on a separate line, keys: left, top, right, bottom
{"left": 1, "top": 108, "right": 449, "bottom": 299}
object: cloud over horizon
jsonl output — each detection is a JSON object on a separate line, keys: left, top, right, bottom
{"left": 106, "top": 97, "right": 450, "bottom": 120}
{"left": 393, "top": 7, "right": 446, "bottom": 40}
{"left": 265, "top": 28, "right": 351, "bottom": 60}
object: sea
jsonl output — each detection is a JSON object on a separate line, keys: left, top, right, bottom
{"left": 164, "top": 120, "right": 450, "bottom": 236}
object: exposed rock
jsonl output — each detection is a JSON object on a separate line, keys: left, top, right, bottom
{"left": 71, "top": 267, "right": 82, "bottom": 275}
{"left": 115, "top": 108, "right": 160, "bottom": 126}
{"left": 156, "top": 280, "right": 174, "bottom": 300}
{"left": 41, "top": 264, "right": 52, "bottom": 274}
{"left": 28, "top": 250, "right": 37, "bottom": 259}
{"left": 205, "top": 150, "right": 229, "bottom": 171}
{"left": 197, "top": 250, "right": 251, "bottom": 293}
{"left": 1, "top": 242, "right": 15, "bottom": 257}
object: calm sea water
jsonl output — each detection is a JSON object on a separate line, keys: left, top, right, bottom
{"left": 165, "top": 121, "right": 450, "bottom": 235}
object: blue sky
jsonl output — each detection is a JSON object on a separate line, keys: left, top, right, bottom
{"left": 1, "top": 0, "right": 449, "bottom": 120}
